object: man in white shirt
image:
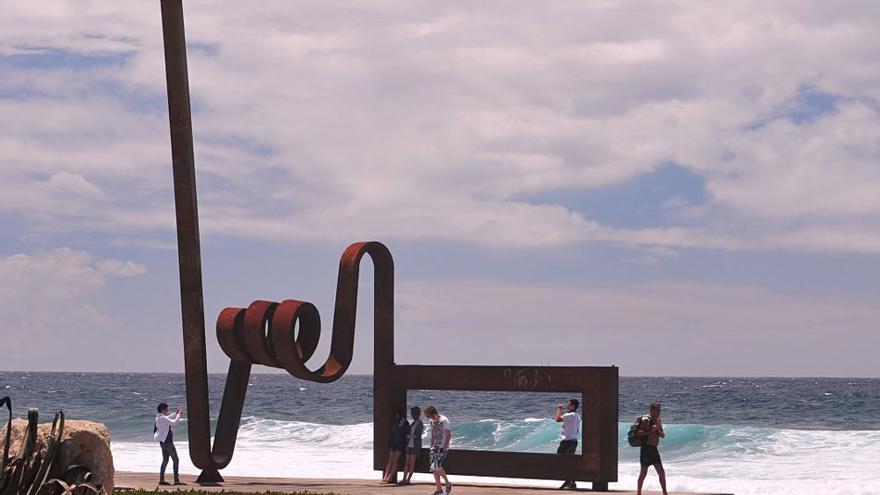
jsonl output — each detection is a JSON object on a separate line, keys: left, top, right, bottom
{"left": 154, "top": 402, "right": 185, "bottom": 485}
{"left": 425, "top": 405, "right": 453, "bottom": 495}
{"left": 554, "top": 398, "right": 582, "bottom": 490}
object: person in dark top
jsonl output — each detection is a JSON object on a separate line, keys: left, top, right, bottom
{"left": 381, "top": 408, "right": 410, "bottom": 484}
{"left": 636, "top": 402, "right": 667, "bottom": 495}
{"left": 400, "top": 406, "right": 424, "bottom": 485}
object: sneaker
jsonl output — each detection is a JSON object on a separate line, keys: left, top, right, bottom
{"left": 174, "top": 481, "right": 187, "bottom": 486}
{"left": 158, "top": 481, "right": 170, "bottom": 486}
{"left": 445, "top": 482, "right": 453, "bottom": 494}
{"left": 397, "top": 479, "right": 410, "bottom": 485}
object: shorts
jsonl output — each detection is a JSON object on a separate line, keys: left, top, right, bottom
{"left": 429, "top": 446, "right": 447, "bottom": 472}
{"left": 406, "top": 446, "right": 420, "bottom": 456}
{"left": 390, "top": 444, "right": 405, "bottom": 453}
{"left": 557, "top": 439, "right": 578, "bottom": 455}
{"left": 640, "top": 444, "right": 662, "bottom": 467}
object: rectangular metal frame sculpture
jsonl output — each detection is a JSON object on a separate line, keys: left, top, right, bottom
{"left": 375, "top": 364, "right": 618, "bottom": 491}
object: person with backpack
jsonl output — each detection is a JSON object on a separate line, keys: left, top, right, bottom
{"left": 633, "top": 401, "right": 667, "bottom": 495}
{"left": 154, "top": 402, "right": 185, "bottom": 486}
{"left": 554, "top": 398, "right": 581, "bottom": 489}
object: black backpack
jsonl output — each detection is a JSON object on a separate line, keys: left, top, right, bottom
{"left": 626, "top": 414, "right": 652, "bottom": 447}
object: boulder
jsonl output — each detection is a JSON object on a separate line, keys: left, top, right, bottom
{"left": 1, "top": 418, "right": 114, "bottom": 494}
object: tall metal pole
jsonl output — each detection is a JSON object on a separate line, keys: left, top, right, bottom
{"left": 160, "top": 0, "right": 221, "bottom": 482}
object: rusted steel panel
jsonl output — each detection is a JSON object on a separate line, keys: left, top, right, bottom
{"left": 394, "top": 365, "right": 613, "bottom": 392}
{"left": 392, "top": 364, "right": 619, "bottom": 487}
{"left": 411, "top": 450, "right": 599, "bottom": 481}
{"left": 598, "top": 370, "right": 619, "bottom": 482}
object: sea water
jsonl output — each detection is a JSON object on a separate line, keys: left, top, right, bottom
{"left": 1, "top": 373, "right": 878, "bottom": 495}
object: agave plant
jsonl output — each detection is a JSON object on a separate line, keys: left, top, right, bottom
{"left": 0, "top": 398, "right": 105, "bottom": 495}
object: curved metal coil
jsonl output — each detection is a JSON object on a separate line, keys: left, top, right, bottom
{"left": 216, "top": 241, "right": 392, "bottom": 383}
{"left": 181, "top": 241, "right": 394, "bottom": 481}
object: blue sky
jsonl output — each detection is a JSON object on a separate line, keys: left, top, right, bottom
{"left": 1, "top": 1, "right": 879, "bottom": 376}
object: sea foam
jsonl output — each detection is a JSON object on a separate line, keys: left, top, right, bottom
{"left": 113, "top": 418, "right": 880, "bottom": 494}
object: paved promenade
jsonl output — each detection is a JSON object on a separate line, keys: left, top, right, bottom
{"left": 116, "top": 472, "right": 732, "bottom": 495}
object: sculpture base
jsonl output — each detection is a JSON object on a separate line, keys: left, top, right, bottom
{"left": 196, "top": 469, "right": 224, "bottom": 484}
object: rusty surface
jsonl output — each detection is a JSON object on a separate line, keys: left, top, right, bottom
{"left": 160, "top": 0, "right": 396, "bottom": 483}
{"left": 161, "top": 0, "right": 616, "bottom": 489}
{"left": 385, "top": 365, "right": 618, "bottom": 489}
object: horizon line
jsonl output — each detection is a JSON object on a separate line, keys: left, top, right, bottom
{"left": 1, "top": 370, "right": 877, "bottom": 379}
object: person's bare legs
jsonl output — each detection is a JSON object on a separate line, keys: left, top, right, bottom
{"left": 381, "top": 453, "right": 392, "bottom": 482}
{"left": 636, "top": 465, "right": 649, "bottom": 495}
{"left": 403, "top": 453, "right": 415, "bottom": 482}
{"left": 433, "top": 470, "right": 442, "bottom": 492}
{"left": 438, "top": 468, "right": 450, "bottom": 492}
{"left": 390, "top": 451, "right": 401, "bottom": 482}
{"left": 382, "top": 451, "right": 401, "bottom": 483}
{"left": 655, "top": 464, "right": 668, "bottom": 495}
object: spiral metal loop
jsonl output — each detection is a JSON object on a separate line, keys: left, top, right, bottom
{"left": 178, "top": 240, "right": 394, "bottom": 481}
{"left": 216, "top": 299, "right": 321, "bottom": 377}
{"left": 215, "top": 241, "right": 391, "bottom": 383}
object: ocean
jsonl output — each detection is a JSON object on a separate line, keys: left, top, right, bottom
{"left": 1, "top": 372, "right": 878, "bottom": 495}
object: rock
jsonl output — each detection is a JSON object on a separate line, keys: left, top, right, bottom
{"left": 1, "top": 417, "right": 114, "bottom": 494}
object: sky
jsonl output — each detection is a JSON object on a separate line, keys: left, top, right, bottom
{"left": 1, "top": 1, "right": 879, "bottom": 376}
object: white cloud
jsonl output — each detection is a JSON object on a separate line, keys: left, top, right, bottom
{"left": 396, "top": 278, "right": 880, "bottom": 377}
{"left": 706, "top": 102, "right": 880, "bottom": 220}
{"left": 0, "top": 248, "right": 146, "bottom": 370}
{"left": 0, "top": 1, "right": 879, "bottom": 253}
{"left": 95, "top": 258, "right": 146, "bottom": 276}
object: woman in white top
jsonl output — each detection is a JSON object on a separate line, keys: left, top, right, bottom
{"left": 154, "top": 402, "right": 185, "bottom": 485}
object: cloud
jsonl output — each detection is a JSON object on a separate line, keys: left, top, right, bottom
{"left": 0, "top": 248, "right": 146, "bottom": 370}
{"left": 707, "top": 101, "right": 880, "bottom": 220}
{"left": 396, "top": 278, "right": 880, "bottom": 377}
{"left": 95, "top": 258, "right": 146, "bottom": 276}
{"left": 47, "top": 172, "right": 106, "bottom": 199}
{"left": 0, "top": 1, "right": 879, "bottom": 253}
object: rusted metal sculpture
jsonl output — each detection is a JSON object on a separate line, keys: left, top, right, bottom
{"left": 160, "top": 0, "right": 617, "bottom": 490}
{"left": 160, "top": 0, "right": 395, "bottom": 483}
{"left": 386, "top": 367, "right": 618, "bottom": 490}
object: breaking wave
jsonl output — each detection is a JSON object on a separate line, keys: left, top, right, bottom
{"left": 113, "top": 417, "right": 880, "bottom": 494}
